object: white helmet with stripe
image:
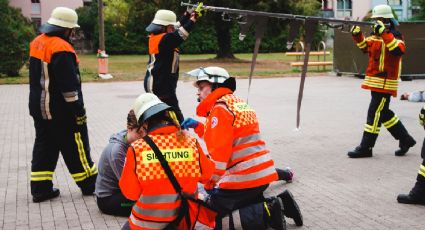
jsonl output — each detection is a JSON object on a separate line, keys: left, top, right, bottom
{"left": 187, "top": 66, "right": 230, "bottom": 85}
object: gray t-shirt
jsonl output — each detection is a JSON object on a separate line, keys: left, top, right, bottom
{"left": 95, "top": 130, "right": 129, "bottom": 198}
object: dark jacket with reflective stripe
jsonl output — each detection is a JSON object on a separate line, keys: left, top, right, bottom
{"left": 145, "top": 14, "right": 194, "bottom": 97}
{"left": 29, "top": 33, "right": 85, "bottom": 120}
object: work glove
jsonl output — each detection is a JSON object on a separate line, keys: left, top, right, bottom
{"left": 373, "top": 20, "right": 385, "bottom": 35}
{"left": 181, "top": 118, "right": 199, "bottom": 130}
{"left": 191, "top": 2, "right": 205, "bottom": 20}
{"left": 351, "top": 25, "right": 361, "bottom": 36}
{"left": 419, "top": 105, "right": 425, "bottom": 128}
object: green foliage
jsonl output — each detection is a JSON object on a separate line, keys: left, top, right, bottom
{"left": 75, "top": 0, "right": 323, "bottom": 55}
{"left": 76, "top": 2, "right": 98, "bottom": 41}
{"left": 411, "top": 0, "right": 425, "bottom": 20}
{"left": 0, "top": 0, "right": 36, "bottom": 76}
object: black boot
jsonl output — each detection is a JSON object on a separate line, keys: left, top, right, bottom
{"left": 387, "top": 122, "right": 416, "bottom": 156}
{"left": 395, "top": 136, "right": 416, "bottom": 156}
{"left": 277, "top": 190, "right": 303, "bottom": 226}
{"left": 276, "top": 167, "right": 293, "bottom": 183}
{"left": 347, "top": 146, "right": 373, "bottom": 158}
{"left": 78, "top": 174, "right": 97, "bottom": 195}
{"left": 265, "top": 197, "right": 286, "bottom": 230}
{"left": 33, "top": 188, "right": 60, "bottom": 203}
{"left": 397, "top": 193, "right": 425, "bottom": 205}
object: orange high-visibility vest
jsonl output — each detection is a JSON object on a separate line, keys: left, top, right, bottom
{"left": 119, "top": 125, "right": 214, "bottom": 230}
{"left": 196, "top": 88, "right": 278, "bottom": 190}
{"left": 353, "top": 31, "right": 405, "bottom": 97}
{"left": 30, "top": 34, "right": 79, "bottom": 64}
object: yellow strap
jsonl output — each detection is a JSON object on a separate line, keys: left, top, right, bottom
{"left": 31, "top": 176, "right": 53, "bottom": 181}
{"left": 383, "top": 115, "right": 399, "bottom": 129}
{"left": 31, "top": 171, "right": 53, "bottom": 175}
{"left": 263, "top": 202, "right": 271, "bottom": 217}
{"left": 74, "top": 132, "right": 92, "bottom": 177}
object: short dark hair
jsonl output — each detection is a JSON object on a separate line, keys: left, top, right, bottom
{"left": 127, "top": 110, "right": 139, "bottom": 130}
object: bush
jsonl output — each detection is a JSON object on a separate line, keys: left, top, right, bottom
{"left": 0, "top": 0, "right": 35, "bottom": 76}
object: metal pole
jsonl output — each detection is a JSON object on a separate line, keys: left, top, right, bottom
{"left": 98, "top": 0, "right": 105, "bottom": 51}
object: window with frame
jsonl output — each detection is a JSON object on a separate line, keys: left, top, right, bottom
{"left": 336, "top": 0, "right": 352, "bottom": 17}
{"left": 31, "top": 0, "right": 41, "bottom": 15}
{"left": 387, "top": 0, "right": 402, "bottom": 6}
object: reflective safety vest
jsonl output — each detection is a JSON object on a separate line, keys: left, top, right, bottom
{"left": 196, "top": 88, "right": 278, "bottom": 190}
{"left": 119, "top": 125, "right": 214, "bottom": 230}
{"left": 353, "top": 30, "right": 405, "bottom": 97}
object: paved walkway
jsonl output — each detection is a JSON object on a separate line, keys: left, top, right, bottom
{"left": 0, "top": 76, "right": 424, "bottom": 230}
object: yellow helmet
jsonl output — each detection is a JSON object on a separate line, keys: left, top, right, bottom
{"left": 371, "top": 5, "right": 394, "bottom": 19}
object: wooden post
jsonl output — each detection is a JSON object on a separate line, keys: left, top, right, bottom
{"left": 98, "top": 0, "right": 105, "bottom": 51}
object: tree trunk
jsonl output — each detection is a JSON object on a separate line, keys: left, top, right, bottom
{"left": 212, "top": 0, "right": 235, "bottom": 59}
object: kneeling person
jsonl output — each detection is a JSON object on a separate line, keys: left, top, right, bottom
{"left": 95, "top": 110, "right": 145, "bottom": 216}
{"left": 183, "top": 67, "right": 303, "bottom": 229}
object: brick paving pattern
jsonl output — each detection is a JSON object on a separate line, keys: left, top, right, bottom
{"left": 0, "top": 76, "right": 424, "bottom": 229}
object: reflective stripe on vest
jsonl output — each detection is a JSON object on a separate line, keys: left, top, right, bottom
{"left": 218, "top": 165, "right": 276, "bottom": 184}
{"left": 228, "top": 153, "right": 273, "bottom": 174}
{"left": 231, "top": 144, "right": 267, "bottom": 162}
{"left": 233, "top": 133, "right": 261, "bottom": 146}
{"left": 129, "top": 214, "right": 169, "bottom": 229}
{"left": 133, "top": 204, "right": 178, "bottom": 219}
{"left": 363, "top": 76, "right": 398, "bottom": 91}
{"left": 139, "top": 194, "right": 179, "bottom": 204}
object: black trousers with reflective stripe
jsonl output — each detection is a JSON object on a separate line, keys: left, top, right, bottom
{"left": 411, "top": 138, "right": 425, "bottom": 196}
{"left": 31, "top": 117, "right": 97, "bottom": 195}
{"left": 207, "top": 185, "right": 268, "bottom": 230}
{"left": 360, "top": 91, "right": 408, "bottom": 148}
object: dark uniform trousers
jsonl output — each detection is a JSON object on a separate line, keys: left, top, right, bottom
{"left": 31, "top": 115, "right": 97, "bottom": 195}
{"left": 360, "top": 91, "right": 412, "bottom": 148}
{"left": 411, "top": 137, "right": 425, "bottom": 197}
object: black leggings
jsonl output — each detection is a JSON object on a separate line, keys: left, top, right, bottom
{"left": 96, "top": 192, "right": 135, "bottom": 217}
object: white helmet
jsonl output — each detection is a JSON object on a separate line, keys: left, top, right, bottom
{"left": 146, "top": 10, "right": 177, "bottom": 33}
{"left": 187, "top": 67, "right": 231, "bottom": 86}
{"left": 47, "top": 7, "right": 79, "bottom": 28}
{"left": 371, "top": 5, "right": 394, "bottom": 19}
{"left": 133, "top": 93, "right": 171, "bottom": 123}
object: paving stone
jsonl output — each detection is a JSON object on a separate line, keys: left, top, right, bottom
{"left": 0, "top": 77, "right": 424, "bottom": 229}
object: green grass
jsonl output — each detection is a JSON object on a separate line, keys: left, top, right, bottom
{"left": 0, "top": 52, "right": 333, "bottom": 84}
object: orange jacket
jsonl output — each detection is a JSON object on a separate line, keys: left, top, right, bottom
{"left": 119, "top": 125, "right": 214, "bottom": 230}
{"left": 195, "top": 88, "right": 278, "bottom": 190}
{"left": 353, "top": 29, "right": 405, "bottom": 97}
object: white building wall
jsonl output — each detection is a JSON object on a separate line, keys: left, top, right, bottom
{"left": 9, "top": 0, "right": 84, "bottom": 23}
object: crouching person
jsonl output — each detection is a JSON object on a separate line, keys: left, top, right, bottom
{"left": 95, "top": 110, "right": 145, "bottom": 216}
{"left": 119, "top": 93, "right": 216, "bottom": 229}
{"left": 182, "top": 67, "right": 303, "bottom": 229}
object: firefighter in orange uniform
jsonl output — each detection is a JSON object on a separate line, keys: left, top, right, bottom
{"left": 182, "top": 67, "right": 303, "bottom": 229}
{"left": 29, "top": 7, "right": 97, "bottom": 202}
{"left": 348, "top": 4, "right": 416, "bottom": 158}
{"left": 119, "top": 93, "right": 215, "bottom": 229}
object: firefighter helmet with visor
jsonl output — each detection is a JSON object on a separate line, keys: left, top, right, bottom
{"left": 133, "top": 93, "right": 171, "bottom": 124}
